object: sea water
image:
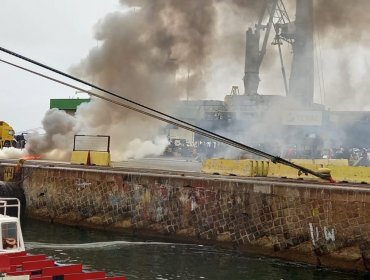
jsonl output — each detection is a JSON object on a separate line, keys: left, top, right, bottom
{"left": 22, "top": 219, "right": 366, "bottom": 280}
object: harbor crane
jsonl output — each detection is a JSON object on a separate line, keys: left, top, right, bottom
{"left": 243, "top": 0, "right": 314, "bottom": 106}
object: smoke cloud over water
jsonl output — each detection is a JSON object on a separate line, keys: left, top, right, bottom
{"left": 9, "top": 0, "right": 369, "bottom": 161}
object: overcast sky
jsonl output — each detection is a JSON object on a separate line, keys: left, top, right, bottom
{"left": 0, "top": 0, "right": 121, "bottom": 133}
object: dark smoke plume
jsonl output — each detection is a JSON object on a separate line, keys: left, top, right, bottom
{"left": 314, "top": 0, "right": 370, "bottom": 41}
{"left": 112, "top": 0, "right": 219, "bottom": 100}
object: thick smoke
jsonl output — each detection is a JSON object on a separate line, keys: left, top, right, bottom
{"left": 24, "top": 0, "right": 222, "bottom": 160}
{"left": 17, "top": 0, "right": 370, "bottom": 161}
{"left": 25, "top": 109, "right": 77, "bottom": 160}
{"left": 112, "top": 0, "right": 219, "bottom": 100}
{"left": 1, "top": 109, "right": 77, "bottom": 160}
{"left": 314, "top": 0, "right": 370, "bottom": 41}
{"left": 67, "top": 0, "right": 268, "bottom": 161}
{"left": 312, "top": 0, "right": 370, "bottom": 111}
{"left": 68, "top": 0, "right": 221, "bottom": 160}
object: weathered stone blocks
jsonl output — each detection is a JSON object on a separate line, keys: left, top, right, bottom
{"left": 1, "top": 164, "right": 368, "bottom": 272}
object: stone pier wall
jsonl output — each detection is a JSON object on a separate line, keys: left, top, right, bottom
{"left": 2, "top": 165, "right": 370, "bottom": 271}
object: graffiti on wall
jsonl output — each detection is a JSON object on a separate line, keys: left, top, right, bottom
{"left": 309, "top": 223, "right": 335, "bottom": 246}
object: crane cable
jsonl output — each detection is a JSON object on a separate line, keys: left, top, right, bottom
{"left": 0, "top": 46, "right": 333, "bottom": 181}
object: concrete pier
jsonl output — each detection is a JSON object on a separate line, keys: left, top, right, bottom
{"left": 1, "top": 160, "right": 370, "bottom": 272}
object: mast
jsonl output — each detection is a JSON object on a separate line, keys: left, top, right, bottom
{"left": 243, "top": 0, "right": 279, "bottom": 95}
{"left": 288, "top": 0, "right": 314, "bottom": 105}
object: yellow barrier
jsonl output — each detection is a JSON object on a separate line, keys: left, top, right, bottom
{"left": 291, "top": 159, "right": 349, "bottom": 166}
{"left": 268, "top": 163, "right": 319, "bottom": 180}
{"left": 202, "top": 158, "right": 370, "bottom": 183}
{"left": 70, "top": 151, "right": 90, "bottom": 165}
{"left": 201, "top": 159, "right": 269, "bottom": 177}
{"left": 267, "top": 162, "right": 370, "bottom": 183}
{"left": 90, "top": 151, "right": 110, "bottom": 166}
{"left": 327, "top": 165, "right": 370, "bottom": 183}
{"left": 71, "top": 151, "right": 110, "bottom": 166}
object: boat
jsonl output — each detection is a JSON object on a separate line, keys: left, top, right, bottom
{"left": 0, "top": 197, "right": 126, "bottom": 280}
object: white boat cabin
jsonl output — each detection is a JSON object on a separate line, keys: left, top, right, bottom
{"left": 0, "top": 198, "right": 25, "bottom": 254}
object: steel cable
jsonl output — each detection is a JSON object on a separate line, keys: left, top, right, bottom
{"left": 0, "top": 47, "right": 332, "bottom": 181}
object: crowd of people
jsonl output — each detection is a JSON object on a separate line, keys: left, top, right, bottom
{"left": 283, "top": 146, "right": 370, "bottom": 166}
{"left": 163, "top": 137, "right": 370, "bottom": 166}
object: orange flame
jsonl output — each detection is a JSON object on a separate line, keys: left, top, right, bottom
{"left": 21, "top": 154, "right": 42, "bottom": 160}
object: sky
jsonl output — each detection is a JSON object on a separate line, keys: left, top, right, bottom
{"left": 0, "top": 0, "right": 120, "bottom": 133}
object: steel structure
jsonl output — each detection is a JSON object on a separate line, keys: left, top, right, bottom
{"left": 243, "top": 0, "right": 314, "bottom": 105}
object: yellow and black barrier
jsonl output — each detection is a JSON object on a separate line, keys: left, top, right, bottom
{"left": 201, "top": 159, "right": 269, "bottom": 177}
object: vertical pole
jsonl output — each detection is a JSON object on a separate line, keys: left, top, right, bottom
{"left": 289, "top": 0, "right": 314, "bottom": 105}
{"left": 73, "top": 135, "right": 76, "bottom": 151}
{"left": 277, "top": 40, "right": 289, "bottom": 96}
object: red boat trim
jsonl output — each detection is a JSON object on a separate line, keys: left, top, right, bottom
{"left": 0, "top": 251, "right": 127, "bottom": 279}
{"left": 64, "top": 271, "right": 106, "bottom": 279}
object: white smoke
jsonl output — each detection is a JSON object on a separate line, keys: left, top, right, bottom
{"left": 16, "top": 95, "right": 169, "bottom": 161}
{"left": 119, "top": 136, "right": 169, "bottom": 160}
{"left": 25, "top": 108, "right": 77, "bottom": 161}
{"left": 0, "top": 148, "right": 26, "bottom": 160}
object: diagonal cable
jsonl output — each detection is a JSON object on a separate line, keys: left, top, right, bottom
{"left": 0, "top": 47, "right": 333, "bottom": 181}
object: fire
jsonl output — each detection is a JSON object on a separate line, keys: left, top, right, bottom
{"left": 21, "top": 154, "right": 42, "bottom": 160}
